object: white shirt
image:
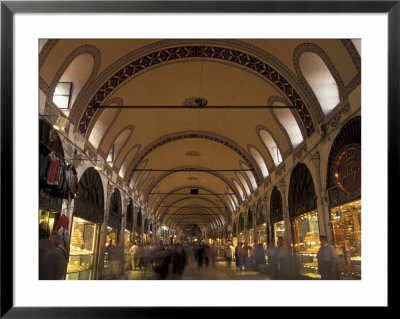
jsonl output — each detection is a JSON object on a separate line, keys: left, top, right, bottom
{"left": 129, "top": 245, "right": 139, "bottom": 255}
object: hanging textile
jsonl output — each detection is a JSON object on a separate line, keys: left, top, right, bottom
{"left": 46, "top": 152, "right": 60, "bottom": 185}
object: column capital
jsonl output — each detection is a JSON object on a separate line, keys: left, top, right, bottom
{"left": 306, "top": 152, "right": 320, "bottom": 169}
{"left": 107, "top": 183, "right": 114, "bottom": 196}
{"left": 277, "top": 178, "right": 286, "bottom": 193}
{"left": 123, "top": 198, "right": 130, "bottom": 207}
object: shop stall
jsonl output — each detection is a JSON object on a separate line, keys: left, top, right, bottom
{"left": 326, "top": 116, "right": 361, "bottom": 279}
{"left": 67, "top": 167, "right": 104, "bottom": 280}
{"left": 270, "top": 187, "right": 285, "bottom": 246}
{"left": 289, "top": 163, "right": 321, "bottom": 279}
{"left": 255, "top": 200, "right": 267, "bottom": 247}
{"left": 238, "top": 214, "right": 245, "bottom": 244}
{"left": 103, "top": 188, "right": 122, "bottom": 274}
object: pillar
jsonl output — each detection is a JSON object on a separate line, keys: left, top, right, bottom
{"left": 306, "top": 152, "right": 332, "bottom": 244}
{"left": 120, "top": 197, "right": 129, "bottom": 247}
{"left": 97, "top": 182, "right": 113, "bottom": 278}
{"left": 261, "top": 194, "right": 269, "bottom": 246}
{"left": 133, "top": 205, "right": 138, "bottom": 243}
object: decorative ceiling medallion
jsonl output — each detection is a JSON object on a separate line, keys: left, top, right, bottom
{"left": 334, "top": 145, "right": 361, "bottom": 195}
{"left": 185, "top": 151, "right": 201, "bottom": 157}
{"left": 183, "top": 97, "right": 208, "bottom": 107}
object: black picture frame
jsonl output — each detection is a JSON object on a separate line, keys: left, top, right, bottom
{"left": 1, "top": 1, "right": 395, "bottom": 317}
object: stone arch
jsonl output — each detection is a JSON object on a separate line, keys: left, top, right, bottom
{"left": 294, "top": 43, "right": 345, "bottom": 119}
{"left": 47, "top": 45, "right": 101, "bottom": 111}
{"left": 75, "top": 43, "right": 315, "bottom": 137}
{"left": 126, "top": 131, "right": 263, "bottom": 186}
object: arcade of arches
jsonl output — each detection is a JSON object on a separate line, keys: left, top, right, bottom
{"left": 39, "top": 39, "right": 361, "bottom": 280}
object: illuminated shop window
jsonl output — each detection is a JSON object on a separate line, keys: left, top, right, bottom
{"left": 273, "top": 221, "right": 285, "bottom": 245}
{"left": 67, "top": 217, "right": 100, "bottom": 280}
{"left": 330, "top": 200, "right": 361, "bottom": 279}
{"left": 292, "top": 211, "right": 321, "bottom": 279}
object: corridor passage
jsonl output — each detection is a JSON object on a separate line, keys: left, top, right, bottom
{"left": 124, "top": 259, "right": 272, "bottom": 280}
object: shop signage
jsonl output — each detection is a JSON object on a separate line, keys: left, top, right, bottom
{"left": 334, "top": 146, "right": 361, "bottom": 195}
{"left": 74, "top": 197, "right": 104, "bottom": 224}
{"left": 39, "top": 189, "right": 62, "bottom": 211}
{"left": 108, "top": 219, "right": 121, "bottom": 229}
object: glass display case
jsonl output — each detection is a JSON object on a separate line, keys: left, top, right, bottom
{"left": 330, "top": 199, "right": 361, "bottom": 279}
{"left": 66, "top": 217, "right": 100, "bottom": 280}
{"left": 256, "top": 224, "right": 267, "bottom": 246}
{"left": 292, "top": 211, "right": 321, "bottom": 279}
{"left": 273, "top": 221, "right": 285, "bottom": 245}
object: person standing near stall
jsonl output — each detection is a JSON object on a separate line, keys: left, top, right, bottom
{"left": 224, "top": 242, "right": 233, "bottom": 268}
{"left": 129, "top": 241, "right": 139, "bottom": 271}
{"left": 317, "top": 235, "right": 338, "bottom": 280}
{"left": 267, "top": 240, "right": 279, "bottom": 279}
{"left": 277, "top": 237, "right": 291, "bottom": 279}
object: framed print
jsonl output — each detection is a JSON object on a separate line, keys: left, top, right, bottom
{"left": 1, "top": 0, "right": 395, "bottom": 317}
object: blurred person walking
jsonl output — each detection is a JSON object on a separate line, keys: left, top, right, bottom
{"left": 171, "top": 244, "right": 187, "bottom": 279}
{"left": 210, "top": 243, "right": 218, "bottom": 267}
{"left": 204, "top": 244, "right": 210, "bottom": 267}
{"left": 224, "top": 242, "right": 233, "bottom": 268}
{"left": 243, "top": 243, "right": 249, "bottom": 271}
{"left": 277, "top": 237, "right": 292, "bottom": 279}
{"left": 255, "top": 243, "right": 266, "bottom": 273}
{"left": 317, "top": 235, "right": 338, "bottom": 280}
{"left": 39, "top": 229, "right": 66, "bottom": 280}
{"left": 266, "top": 240, "right": 279, "bottom": 279}
{"left": 129, "top": 241, "right": 139, "bottom": 271}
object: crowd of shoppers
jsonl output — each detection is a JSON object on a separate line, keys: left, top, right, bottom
{"left": 39, "top": 229, "right": 337, "bottom": 280}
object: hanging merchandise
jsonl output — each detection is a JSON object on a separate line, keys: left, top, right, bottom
{"left": 47, "top": 152, "right": 60, "bottom": 186}
{"left": 54, "top": 212, "right": 70, "bottom": 247}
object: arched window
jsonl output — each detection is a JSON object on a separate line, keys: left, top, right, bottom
{"left": 52, "top": 54, "right": 94, "bottom": 116}
{"left": 106, "top": 128, "right": 132, "bottom": 166}
{"left": 272, "top": 101, "right": 304, "bottom": 149}
{"left": 119, "top": 145, "right": 140, "bottom": 179}
{"left": 299, "top": 51, "right": 340, "bottom": 115}
{"left": 259, "top": 129, "right": 282, "bottom": 166}
{"left": 88, "top": 108, "right": 119, "bottom": 149}
{"left": 236, "top": 172, "right": 251, "bottom": 197}
{"left": 240, "top": 162, "right": 257, "bottom": 191}
{"left": 233, "top": 179, "right": 245, "bottom": 201}
{"left": 249, "top": 146, "right": 269, "bottom": 178}
{"left": 231, "top": 194, "right": 239, "bottom": 208}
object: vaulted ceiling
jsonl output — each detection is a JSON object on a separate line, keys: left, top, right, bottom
{"left": 39, "top": 38, "right": 360, "bottom": 233}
